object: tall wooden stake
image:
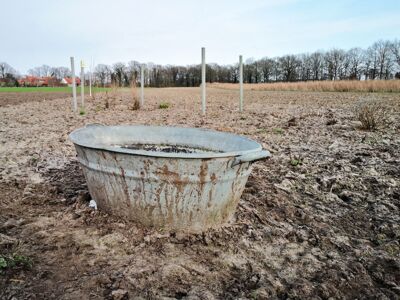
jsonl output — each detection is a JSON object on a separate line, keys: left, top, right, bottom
{"left": 140, "top": 64, "right": 144, "bottom": 107}
{"left": 201, "top": 47, "right": 206, "bottom": 116}
{"left": 80, "top": 60, "right": 85, "bottom": 109}
{"left": 239, "top": 55, "right": 243, "bottom": 112}
{"left": 89, "top": 57, "right": 93, "bottom": 97}
{"left": 70, "top": 57, "right": 77, "bottom": 112}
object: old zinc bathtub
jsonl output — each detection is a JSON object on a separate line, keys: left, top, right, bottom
{"left": 69, "top": 124, "right": 270, "bottom": 231}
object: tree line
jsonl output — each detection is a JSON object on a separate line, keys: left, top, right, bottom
{"left": 1, "top": 39, "right": 399, "bottom": 88}
{"left": 93, "top": 39, "right": 400, "bottom": 87}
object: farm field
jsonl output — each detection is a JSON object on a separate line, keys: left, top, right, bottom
{"left": 0, "top": 88, "right": 399, "bottom": 299}
{"left": 0, "top": 87, "right": 109, "bottom": 107}
{"left": 0, "top": 87, "right": 110, "bottom": 93}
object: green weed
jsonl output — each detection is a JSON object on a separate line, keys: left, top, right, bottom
{"left": 273, "top": 128, "right": 284, "bottom": 134}
{"left": 0, "top": 254, "right": 33, "bottom": 271}
{"left": 159, "top": 102, "right": 169, "bottom": 109}
{"left": 290, "top": 159, "right": 302, "bottom": 166}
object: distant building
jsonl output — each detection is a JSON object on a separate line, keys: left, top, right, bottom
{"left": 18, "top": 76, "right": 60, "bottom": 87}
{"left": 18, "top": 76, "right": 39, "bottom": 86}
{"left": 61, "top": 77, "right": 81, "bottom": 87}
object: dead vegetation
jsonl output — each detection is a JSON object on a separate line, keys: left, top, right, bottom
{"left": 130, "top": 78, "right": 140, "bottom": 110}
{"left": 101, "top": 83, "right": 140, "bottom": 111}
{"left": 211, "top": 80, "right": 400, "bottom": 92}
{"left": 102, "top": 84, "right": 121, "bottom": 109}
{"left": 354, "top": 98, "right": 387, "bottom": 130}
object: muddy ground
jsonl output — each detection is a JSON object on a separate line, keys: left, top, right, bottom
{"left": 0, "top": 88, "right": 399, "bottom": 299}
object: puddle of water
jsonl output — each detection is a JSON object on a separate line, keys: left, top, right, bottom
{"left": 113, "top": 144, "right": 223, "bottom": 154}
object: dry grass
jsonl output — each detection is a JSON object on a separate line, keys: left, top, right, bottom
{"left": 210, "top": 80, "right": 400, "bottom": 93}
{"left": 130, "top": 79, "right": 140, "bottom": 110}
{"left": 102, "top": 82, "right": 142, "bottom": 110}
{"left": 354, "top": 98, "right": 386, "bottom": 130}
{"left": 103, "top": 84, "right": 119, "bottom": 109}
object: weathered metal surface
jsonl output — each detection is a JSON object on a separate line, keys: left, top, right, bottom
{"left": 70, "top": 125, "right": 270, "bottom": 231}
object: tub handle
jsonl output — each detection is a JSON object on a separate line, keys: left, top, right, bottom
{"left": 232, "top": 150, "right": 271, "bottom": 167}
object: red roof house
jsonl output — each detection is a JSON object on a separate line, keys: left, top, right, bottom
{"left": 61, "top": 77, "right": 81, "bottom": 86}
{"left": 18, "top": 76, "right": 60, "bottom": 87}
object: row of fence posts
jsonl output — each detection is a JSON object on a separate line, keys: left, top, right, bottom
{"left": 200, "top": 48, "right": 244, "bottom": 116}
{"left": 70, "top": 47, "right": 244, "bottom": 114}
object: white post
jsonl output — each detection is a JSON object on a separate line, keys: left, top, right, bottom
{"left": 89, "top": 57, "right": 93, "bottom": 97}
{"left": 80, "top": 60, "right": 85, "bottom": 108}
{"left": 70, "top": 57, "right": 77, "bottom": 112}
{"left": 140, "top": 64, "right": 144, "bottom": 107}
{"left": 201, "top": 47, "right": 206, "bottom": 116}
{"left": 239, "top": 55, "right": 243, "bottom": 112}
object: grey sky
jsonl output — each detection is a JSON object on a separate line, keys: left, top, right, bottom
{"left": 2, "top": 0, "right": 400, "bottom": 73}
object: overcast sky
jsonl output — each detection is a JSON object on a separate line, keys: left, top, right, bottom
{"left": 2, "top": 0, "right": 400, "bottom": 73}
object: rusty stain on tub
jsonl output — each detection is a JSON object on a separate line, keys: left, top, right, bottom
{"left": 119, "top": 166, "right": 131, "bottom": 208}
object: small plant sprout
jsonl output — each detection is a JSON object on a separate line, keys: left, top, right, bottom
{"left": 79, "top": 107, "right": 86, "bottom": 115}
{"left": 0, "top": 257, "right": 6, "bottom": 269}
{"left": 0, "top": 254, "right": 33, "bottom": 271}
{"left": 256, "top": 128, "right": 267, "bottom": 134}
{"left": 29, "top": 155, "right": 39, "bottom": 167}
{"left": 290, "top": 156, "right": 303, "bottom": 166}
{"left": 95, "top": 105, "right": 102, "bottom": 112}
{"left": 290, "top": 159, "right": 301, "bottom": 166}
{"left": 273, "top": 128, "right": 284, "bottom": 134}
{"left": 159, "top": 102, "right": 169, "bottom": 109}
{"left": 12, "top": 254, "right": 33, "bottom": 268}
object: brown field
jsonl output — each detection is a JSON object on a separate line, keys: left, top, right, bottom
{"left": 0, "top": 92, "right": 71, "bottom": 107}
{"left": 1, "top": 88, "right": 400, "bottom": 299}
{"left": 211, "top": 79, "right": 400, "bottom": 93}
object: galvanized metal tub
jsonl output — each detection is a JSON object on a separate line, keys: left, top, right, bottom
{"left": 69, "top": 125, "right": 270, "bottom": 231}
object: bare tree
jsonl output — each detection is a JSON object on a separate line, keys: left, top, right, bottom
{"left": 51, "top": 67, "right": 70, "bottom": 79}
{"left": 259, "top": 57, "right": 275, "bottom": 82}
{"left": 390, "top": 39, "right": 400, "bottom": 68}
{"left": 298, "top": 53, "right": 313, "bottom": 81}
{"left": 112, "top": 62, "right": 127, "bottom": 87}
{"left": 309, "top": 51, "right": 324, "bottom": 80}
{"left": 279, "top": 55, "right": 299, "bottom": 82}
{"left": 364, "top": 46, "right": 379, "bottom": 79}
{"left": 325, "top": 49, "right": 346, "bottom": 80}
{"left": 244, "top": 58, "right": 255, "bottom": 83}
{"left": 126, "top": 61, "right": 141, "bottom": 84}
{"left": 372, "top": 40, "right": 392, "bottom": 79}
{"left": 27, "top": 67, "right": 40, "bottom": 77}
{"left": 347, "top": 48, "right": 364, "bottom": 80}
{"left": 28, "top": 65, "right": 52, "bottom": 77}
{"left": 94, "top": 64, "right": 111, "bottom": 87}
{"left": 0, "top": 62, "right": 17, "bottom": 78}
{"left": 40, "top": 65, "right": 52, "bottom": 77}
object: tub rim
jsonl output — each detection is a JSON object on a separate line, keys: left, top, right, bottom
{"left": 69, "top": 124, "right": 266, "bottom": 159}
